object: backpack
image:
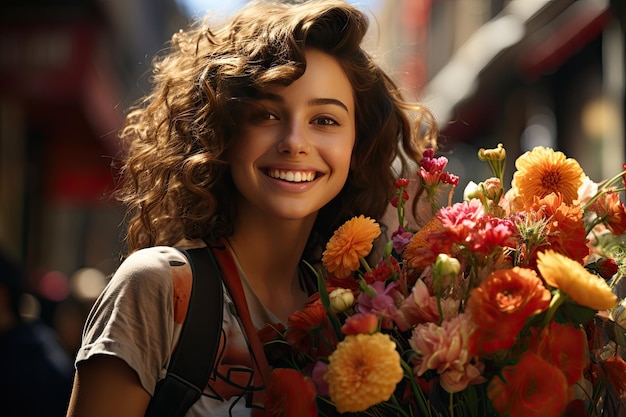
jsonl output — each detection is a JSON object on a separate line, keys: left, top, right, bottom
{"left": 144, "top": 247, "right": 223, "bottom": 417}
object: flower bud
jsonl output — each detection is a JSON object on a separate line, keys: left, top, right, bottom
{"left": 432, "top": 254, "right": 461, "bottom": 290}
{"left": 329, "top": 288, "right": 355, "bottom": 314}
{"left": 483, "top": 177, "right": 502, "bottom": 200}
{"left": 463, "top": 181, "right": 483, "bottom": 202}
{"left": 478, "top": 143, "right": 506, "bottom": 162}
{"left": 433, "top": 253, "right": 461, "bottom": 277}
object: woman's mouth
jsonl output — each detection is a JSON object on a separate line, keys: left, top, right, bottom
{"left": 267, "top": 169, "right": 317, "bottom": 182}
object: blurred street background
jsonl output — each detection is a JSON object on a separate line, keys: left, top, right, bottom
{"left": 0, "top": 0, "right": 624, "bottom": 403}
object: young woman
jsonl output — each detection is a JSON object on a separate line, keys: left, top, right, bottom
{"left": 66, "top": 1, "right": 437, "bottom": 416}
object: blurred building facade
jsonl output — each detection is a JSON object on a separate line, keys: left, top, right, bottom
{"left": 375, "top": 0, "right": 625, "bottom": 195}
{"left": 0, "top": 0, "right": 187, "bottom": 337}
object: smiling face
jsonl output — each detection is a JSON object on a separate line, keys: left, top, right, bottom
{"left": 226, "top": 49, "right": 356, "bottom": 224}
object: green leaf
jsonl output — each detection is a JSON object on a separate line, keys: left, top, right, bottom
{"left": 554, "top": 302, "right": 596, "bottom": 325}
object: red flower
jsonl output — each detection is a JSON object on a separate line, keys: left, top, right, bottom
{"left": 363, "top": 257, "right": 400, "bottom": 284}
{"left": 395, "top": 178, "right": 410, "bottom": 188}
{"left": 488, "top": 352, "right": 569, "bottom": 417}
{"left": 285, "top": 303, "right": 338, "bottom": 359}
{"left": 264, "top": 368, "right": 317, "bottom": 417}
{"left": 341, "top": 312, "right": 378, "bottom": 335}
{"left": 529, "top": 321, "right": 587, "bottom": 386}
{"left": 467, "top": 267, "right": 551, "bottom": 355}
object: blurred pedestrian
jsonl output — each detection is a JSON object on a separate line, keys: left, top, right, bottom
{"left": 0, "top": 249, "right": 74, "bottom": 417}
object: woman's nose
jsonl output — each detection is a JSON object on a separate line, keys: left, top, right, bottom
{"left": 276, "top": 122, "right": 311, "bottom": 156}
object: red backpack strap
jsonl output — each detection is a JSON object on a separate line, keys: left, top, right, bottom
{"left": 211, "top": 239, "right": 272, "bottom": 416}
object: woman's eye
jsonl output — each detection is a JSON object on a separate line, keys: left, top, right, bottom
{"left": 244, "top": 106, "right": 278, "bottom": 123}
{"left": 313, "top": 117, "right": 339, "bottom": 126}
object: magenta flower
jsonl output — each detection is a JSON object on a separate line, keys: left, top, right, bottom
{"left": 357, "top": 281, "right": 400, "bottom": 329}
{"left": 392, "top": 226, "right": 414, "bottom": 254}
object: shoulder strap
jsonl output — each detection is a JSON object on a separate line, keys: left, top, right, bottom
{"left": 144, "top": 247, "right": 224, "bottom": 417}
{"left": 211, "top": 240, "right": 272, "bottom": 416}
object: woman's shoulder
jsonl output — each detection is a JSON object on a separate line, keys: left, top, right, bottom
{"left": 116, "top": 239, "right": 206, "bottom": 280}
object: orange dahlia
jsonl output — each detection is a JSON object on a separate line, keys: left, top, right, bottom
{"left": 527, "top": 193, "right": 588, "bottom": 264}
{"left": 324, "top": 333, "right": 403, "bottom": 413}
{"left": 536, "top": 250, "right": 617, "bottom": 310}
{"left": 588, "top": 191, "right": 626, "bottom": 235}
{"left": 403, "top": 217, "right": 450, "bottom": 270}
{"left": 512, "top": 146, "right": 584, "bottom": 206}
{"left": 322, "top": 215, "right": 381, "bottom": 278}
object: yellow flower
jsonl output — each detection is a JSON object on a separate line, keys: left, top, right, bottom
{"left": 536, "top": 250, "right": 617, "bottom": 310}
{"left": 322, "top": 215, "right": 381, "bottom": 278}
{"left": 512, "top": 146, "right": 584, "bottom": 205}
{"left": 325, "top": 333, "right": 403, "bottom": 413}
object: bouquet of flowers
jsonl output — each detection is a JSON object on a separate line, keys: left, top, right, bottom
{"left": 260, "top": 144, "right": 626, "bottom": 417}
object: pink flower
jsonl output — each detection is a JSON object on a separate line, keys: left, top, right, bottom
{"left": 467, "top": 217, "right": 516, "bottom": 254}
{"left": 409, "top": 313, "right": 479, "bottom": 393}
{"left": 357, "top": 281, "right": 400, "bottom": 329}
{"left": 437, "top": 199, "right": 485, "bottom": 243}
{"left": 577, "top": 176, "right": 598, "bottom": 205}
{"left": 440, "top": 171, "right": 460, "bottom": 186}
{"left": 440, "top": 360, "right": 484, "bottom": 394}
{"left": 311, "top": 361, "right": 329, "bottom": 396}
{"left": 395, "top": 279, "right": 459, "bottom": 331}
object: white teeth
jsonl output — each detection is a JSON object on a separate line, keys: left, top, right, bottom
{"left": 269, "top": 169, "right": 315, "bottom": 182}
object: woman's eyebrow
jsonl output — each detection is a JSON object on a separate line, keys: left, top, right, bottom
{"left": 255, "top": 92, "right": 349, "bottom": 113}
{"left": 308, "top": 98, "right": 349, "bottom": 113}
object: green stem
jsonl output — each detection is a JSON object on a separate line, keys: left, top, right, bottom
{"left": 581, "top": 168, "right": 626, "bottom": 211}
{"left": 449, "top": 391, "right": 454, "bottom": 417}
{"left": 400, "top": 358, "right": 430, "bottom": 417}
{"left": 585, "top": 215, "right": 606, "bottom": 235}
{"left": 389, "top": 394, "right": 411, "bottom": 417}
{"left": 541, "top": 290, "right": 566, "bottom": 328}
{"left": 360, "top": 257, "right": 372, "bottom": 273}
{"left": 397, "top": 188, "right": 406, "bottom": 229}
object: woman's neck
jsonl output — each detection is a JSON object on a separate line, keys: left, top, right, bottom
{"left": 226, "top": 212, "right": 315, "bottom": 319}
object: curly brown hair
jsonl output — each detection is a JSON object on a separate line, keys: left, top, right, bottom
{"left": 116, "top": 0, "right": 437, "bottom": 256}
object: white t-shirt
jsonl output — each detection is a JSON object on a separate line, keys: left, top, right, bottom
{"left": 75, "top": 244, "right": 282, "bottom": 417}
